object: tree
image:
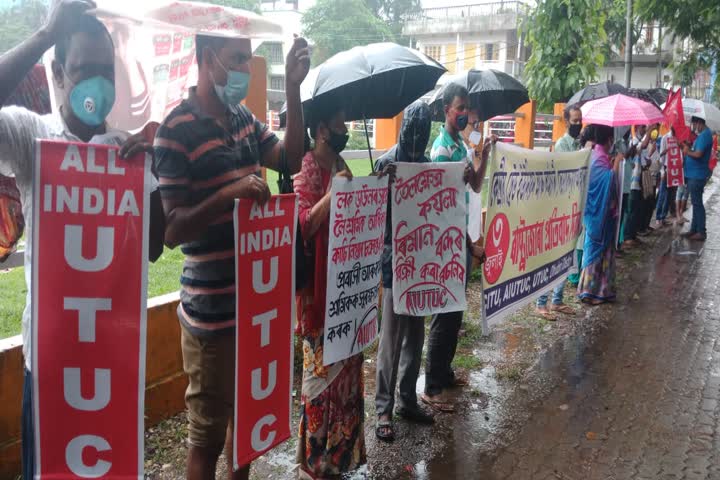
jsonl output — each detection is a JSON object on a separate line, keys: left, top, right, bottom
{"left": 523, "top": 0, "right": 607, "bottom": 111}
{"left": 302, "top": 0, "right": 393, "bottom": 64}
{"left": 364, "top": 0, "right": 421, "bottom": 36}
{"left": 0, "top": 0, "right": 48, "bottom": 55}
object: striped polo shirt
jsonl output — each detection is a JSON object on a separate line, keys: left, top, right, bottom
{"left": 154, "top": 91, "right": 279, "bottom": 336}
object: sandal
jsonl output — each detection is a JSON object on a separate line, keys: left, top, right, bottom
{"left": 421, "top": 393, "right": 455, "bottom": 413}
{"left": 550, "top": 304, "right": 575, "bottom": 315}
{"left": 375, "top": 419, "right": 395, "bottom": 442}
{"left": 395, "top": 406, "right": 435, "bottom": 424}
{"left": 535, "top": 308, "right": 557, "bottom": 321}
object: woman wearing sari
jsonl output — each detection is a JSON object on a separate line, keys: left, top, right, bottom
{"left": 293, "top": 107, "right": 366, "bottom": 479}
{"left": 578, "top": 124, "right": 622, "bottom": 304}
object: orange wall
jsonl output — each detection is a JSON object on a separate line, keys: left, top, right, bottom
{"left": 514, "top": 100, "right": 537, "bottom": 149}
{"left": 375, "top": 113, "right": 403, "bottom": 151}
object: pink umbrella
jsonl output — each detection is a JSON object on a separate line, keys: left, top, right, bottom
{"left": 580, "top": 93, "right": 665, "bottom": 127}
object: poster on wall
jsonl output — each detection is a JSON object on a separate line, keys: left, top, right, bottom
{"left": 323, "top": 176, "right": 388, "bottom": 366}
{"left": 32, "top": 140, "right": 150, "bottom": 479}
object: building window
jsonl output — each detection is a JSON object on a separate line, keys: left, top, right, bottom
{"left": 270, "top": 75, "right": 285, "bottom": 90}
{"left": 479, "top": 43, "right": 500, "bottom": 62}
{"left": 424, "top": 45, "right": 442, "bottom": 62}
{"left": 264, "top": 42, "right": 284, "bottom": 64}
{"left": 506, "top": 43, "right": 517, "bottom": 60}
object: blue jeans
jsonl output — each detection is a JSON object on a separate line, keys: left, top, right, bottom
{"left": 22, "top": 368, "right": 35, "bottom": 480}
{"left": 537, "top": 282, "right": 565, "bottom": 307}
{"left": 687, "top": 177, "right": 707, "bottom": 235}
{"left": 656, "top": 179, "right": 669, "bottom": 220}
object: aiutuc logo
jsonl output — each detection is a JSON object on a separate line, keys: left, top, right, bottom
{"left": 483, "top": 213, "right": 510, "bottom": 285}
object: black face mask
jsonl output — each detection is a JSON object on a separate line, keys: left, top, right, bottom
{"left": 328, "top": 130, "right": 349, "bottom": 154}
{"left": 568, "top": 124, "right": 582, "bottom": 139}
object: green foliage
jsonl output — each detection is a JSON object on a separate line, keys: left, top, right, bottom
{"left": 523, "top": 0, "right": 607, "bottom": 112}
{"left": 364, "top": 0, "right": 421, "bottom": 37}
{"left": 301, "top": 0, "right": 393, "bottom": 65}
{"left": 195, "top": 0, "right": 261, "bottom": 14}
{"left": 0, "top": 0, "right": 48, "bottom": 54}
{"left": 636, "top": 0, "right": 720, "bottom": 52}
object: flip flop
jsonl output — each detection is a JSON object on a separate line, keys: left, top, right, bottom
{"left": 535, "top": 308, "right": 558, "bottom": 321}
{"left": 375, "top": 419, "right": 395, "bottom": 442}
{"left": 421, "top": 393, "right": 455, "bottom": 413}
{"left": 550, "top": 304, "right": 575, "bottom": 315}
{"left": 395, "top": 406, "right": 435, "bottom": 424}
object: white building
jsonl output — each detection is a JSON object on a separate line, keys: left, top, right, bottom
{"left": 258, "top": 0, "right": 316, "bottom": 111}
{"left": 402, "top": 2, "right": 530, "bottom": 80}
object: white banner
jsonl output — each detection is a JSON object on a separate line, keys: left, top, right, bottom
{"left": 323, "top": 176, "right": 387, "bottom": 365}
{"left": 391, "top": 162, "right": 467, "bottom": 316}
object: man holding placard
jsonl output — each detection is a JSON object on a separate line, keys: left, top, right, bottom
{"left": 154, "top": 32, "right": 309, "bottom": 480}
{"left": 0, "top": 2, "right": 166, "bottom": 478}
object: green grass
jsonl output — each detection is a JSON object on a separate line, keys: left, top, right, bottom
{"left": 0, "top": 157, "right": 377, "bottom": 340}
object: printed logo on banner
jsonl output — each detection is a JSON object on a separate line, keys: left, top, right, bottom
{"left": 666, "top": 137, "right": 685, "bottom": 188}
{"left": 32, "top": 140, "right": 149, "bottom": 479}
{"left": 391, "top": 163, "right": 467, "bottom": 317}
{"left": 324, "top": 176, "right": 388, "bottom": 366}
{"left": 233, "top": 195, "right": 297, "bottom": 468}
{"left": 483, "top": 213, "right": 510, "bottom": 285}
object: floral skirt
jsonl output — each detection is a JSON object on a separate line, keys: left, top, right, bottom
{"left": 578, "top": 246, "right": 616, "bottom": 302}
{"left": 296, "top": 331, "right": 366, "bottom": 479}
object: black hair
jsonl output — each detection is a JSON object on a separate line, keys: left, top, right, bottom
{"left": 54, "top": 15, "right": 114, "bottom": 67}
{"left": 195, "top": 34, "right": 228, "bottom": 65}
{"left": 308, "top": 105, "right": 344, "bottom": 140}
{"left": 579, "top": 124, "right": 595, "bottom": 146}
{"left": 691, "top": 116, "right": 706, "bottom": 125}
{"left": 564, "top": 103, "right": 581, "bottom": 122}
{"left": 593, "top": 124, "right": 614, "bottom": 146}
{"left": 442, "top": 83, "right": 469, "bottom": 108}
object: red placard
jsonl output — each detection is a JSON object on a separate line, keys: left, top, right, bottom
{"left": 32, "top": 140, "right": 149, "bottom": 479}
{"left": 233, "top": 195, "right": 297, "bottom": 469}
{"left": 666, "top": 136, "right": 685, "bottom": 187}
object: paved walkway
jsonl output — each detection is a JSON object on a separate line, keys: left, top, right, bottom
{"left": 472, "top": 185, "right": 720, "bottom": 480}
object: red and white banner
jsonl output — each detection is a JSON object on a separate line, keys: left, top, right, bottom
{"left": 32, "top": 140, "right": 150, "bottom": 479}
{"left": 233, "top": 195, "right": 297, "bottom": 468}
{"left": 666, "top": 136, "right": 685, "bottom": 187}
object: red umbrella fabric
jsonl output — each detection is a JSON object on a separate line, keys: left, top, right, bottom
{"left": 580, "top": 94, "right": 664, "bottom": 127}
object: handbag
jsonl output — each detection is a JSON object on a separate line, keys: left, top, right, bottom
{"left": 277, "top": 152, "right": 311, "bottom": 291}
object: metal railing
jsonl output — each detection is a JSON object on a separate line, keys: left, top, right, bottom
{"left": 408, "top": 1, "right": 530, "bottom": 20}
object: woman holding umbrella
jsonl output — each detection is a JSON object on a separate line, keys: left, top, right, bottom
{"left": 578, "top": 125, "right": 622, "bottom": 304}
{"left": 293, "top": 106, "right": 366, "bottom": 479}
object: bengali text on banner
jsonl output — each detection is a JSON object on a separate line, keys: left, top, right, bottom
{"left": 391, "top": 162, "right": 467, "bottom": 317}
{"left": 483, "top": 143, "right": 590, "bottom": 327}
{"left": 324, "top": 176, "right": 388, "bottom": 365}
{"left": 32, "top": 140, "right": 150, "bottom": 479}
{"left": 233, "top": 195, "right": 297, "bottom": 468}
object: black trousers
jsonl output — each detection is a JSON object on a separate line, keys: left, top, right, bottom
{"left": 624, "top": 189, "right": 643, "bottom": 240}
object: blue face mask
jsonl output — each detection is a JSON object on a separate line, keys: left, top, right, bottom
{"left": 211, "top": 52, "right": 250, "bottom": 110}
{"left": 67, "top": 75, "right": 116, "bottom": 127}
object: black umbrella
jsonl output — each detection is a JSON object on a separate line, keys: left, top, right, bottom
{"left": 566, "top": 81, "right": 627, "bottom": 106}
{"left": 280, "top": 43, "right": 446, "bottom": 168}
{"left": 428, "top": 69, "right": 529, "bottom": 122}
{"left": 645, "top": 88, "right": 670, "bottom": 107}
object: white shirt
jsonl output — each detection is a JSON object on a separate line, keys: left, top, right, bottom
{"left": 0, "top": 106, "right": 156, "bottom": 370}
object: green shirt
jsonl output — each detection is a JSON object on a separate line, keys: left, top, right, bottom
{"left": 554, "top": 133, "right": 580, "bottom": 153}
{"left": 431, "top": 126, "right": 469, "bottom": 226}
{"left": 431, "top": 127, "right": 468, "bottom": 163}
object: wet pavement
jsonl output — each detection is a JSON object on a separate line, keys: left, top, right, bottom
{"left": 146, "top": 180, "right": 720, "bottom": 479}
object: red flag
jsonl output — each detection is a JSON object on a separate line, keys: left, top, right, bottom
{"left": 663, "top": 90, "right": 691, "bottom": 143}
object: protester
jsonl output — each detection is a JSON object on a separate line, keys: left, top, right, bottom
{"left": 578, "top": 125, "right": 621, "bottom": 305}
{"left": 373, "top": 101, "right": 434, "bottom": 442}
{"left": 0, "top": 3, "right": 166, "bottom": 478}
{"left": 293, "top": 107, "right": 366, "bottom": 478}
{"left": 422, "top": 83, "right": 486, "bottom": 413}
{"left": 641, "top": 125, "right": 661, "bottom": 233}
{"left": 535, "top": 104, "right": 582, "bottom": 319}
{"left": 623, "top": 125, "right": 649, "bottom": 247}
{"left": 655, "top": 127, "right": 677, "bottom": 227}
{"left": 153, "top": 33, "right": 309, "bottom": 480}
{"left": 680, "top": 115, "right": 714, "bottom": 241}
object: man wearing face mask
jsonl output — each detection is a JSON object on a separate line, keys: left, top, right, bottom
{"left": 680, "top": 115, "right": 714, "bottom": 241}
{"left": 153, "top": 33, "right": 309, "bottom": 480}
{"left": 534, "top": 105, "right": 582, "bottom": 320}
{"left": 422, "top": 84, "right": 486, "bottom": 413}
{"left": 373, "top": 101, "right": 435, "bottom": 442}
{"left": 0, "top": 2, "right": 166, "bottom": 479}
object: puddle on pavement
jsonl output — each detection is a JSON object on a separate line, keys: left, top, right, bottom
{"left": 664, "top": 237, "right": 704, "bottom": 257}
